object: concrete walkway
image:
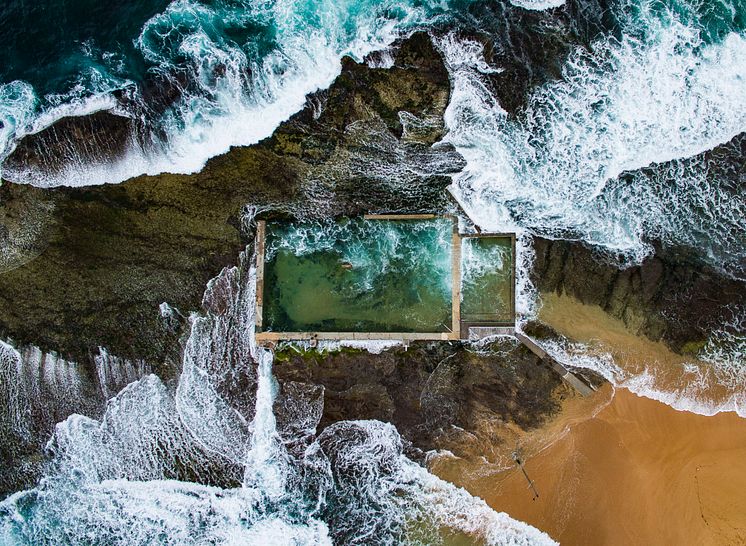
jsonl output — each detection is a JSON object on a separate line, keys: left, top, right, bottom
{"left": 515, "top": 332, "right": 596, "bottom": 397}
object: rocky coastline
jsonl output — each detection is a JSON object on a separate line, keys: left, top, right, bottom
{"left": 1, "top": 32, "right": 743, "bottom": 500}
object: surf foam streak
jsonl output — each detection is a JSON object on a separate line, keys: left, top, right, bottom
{"left": 538, "top": 329, "right": 746, "bottom": 417}
{"left": 438, "top": 8, "right": 746, "bottom": 276}
{"left": 509, "top": 0, "right": 566, "bottom": 11}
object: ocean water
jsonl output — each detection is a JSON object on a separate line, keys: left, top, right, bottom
{"left": 0, "top": 0, "right": 459, "bottom": 186}
{"left": 1, "top": 0, "right": 743, "bottom": 279}
{"left": 0, "top": 257, "right": 557, "bottom": 545}
{"left": 0, "top": 0, "right": 745, "bottom": 542}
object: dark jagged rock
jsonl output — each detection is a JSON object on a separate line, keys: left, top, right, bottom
{"left": 0, "top": 32, "right": 462, "bottom": 365}
{"left": 2, "top": 111, "right": 148, "bottom": 184}
{"left": 532, "top": 237, "right": 746, "bottom": 353}
{"left": 272, "top": 341, "right": 572, "bottom": 462}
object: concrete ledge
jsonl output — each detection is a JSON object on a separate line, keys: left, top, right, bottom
{"left": 515, "top": 332, "right": 595, "bottom": 397}
{"left": 255, "top": 220, "right": 266, "bottom": 329}
{"left": 467, "top": 326, "right": 516, "bottom": 340}
{"left": 255, "top": 331, "right": 459, "bottom": 343}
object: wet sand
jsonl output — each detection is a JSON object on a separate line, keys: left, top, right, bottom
{"left": 433, "top": 296, "right": 746, "bottom": 545}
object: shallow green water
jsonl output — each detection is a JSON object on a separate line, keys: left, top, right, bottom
{"left": 461, "top": 237, "right": 514, "bottom": 324}
{"left": 262, "top": 218, "right": 454, "bottom": 333}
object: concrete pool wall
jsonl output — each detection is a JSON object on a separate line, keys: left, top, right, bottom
{"left": 254, "top": 215, "right": 515, "bottom": 343}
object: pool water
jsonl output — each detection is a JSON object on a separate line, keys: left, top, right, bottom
{"left": 262, "top": 218, "right": 454, "bottom": 333}
{"left": 460, "top": 236, "right": 514, "bottom": 324}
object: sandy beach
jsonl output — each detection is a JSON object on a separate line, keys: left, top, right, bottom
{"left": 433, "top": 295, "right": 746, "bottom": 545}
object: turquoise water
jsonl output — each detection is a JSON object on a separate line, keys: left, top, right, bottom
{"left": 1, "top": 0, "right": 742, "bottom": 280}
{"left": 461, "top": 237, "right": 514, "bottom": 324}
{"left": 0, "top": 0, "right": 463, "bottom": 184}
{"left": 1, "top": 0, "right": 745, "bottom": 543}
{"left": 262, "top": 218, "right": 453, "bottom": 333}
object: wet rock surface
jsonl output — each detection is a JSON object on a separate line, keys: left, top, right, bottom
{"left": 272, "top": 341, "right": 572, "bottom": 463}
{"left": 532, "top": 237, "right": 746, "bottom": 354}
{"left": 2, "top": 111, "right": 148, "bottom": 185}
{"left": 0, "top": 26, "right": 742, "bottom": 503}
{"left": 0, "top": 34, "right": 466, "bottom": 497}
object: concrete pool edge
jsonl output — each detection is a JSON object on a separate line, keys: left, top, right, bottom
{"left": 253, "top": 215, "right": 516, "bottom": 343}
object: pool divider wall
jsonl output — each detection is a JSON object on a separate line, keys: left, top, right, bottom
{"left": 253, "top": 215, "right": 515, "bottom": 343}
{"left": 451, "top": 220, "right": 462, "bottom": 339}
{"left": 255, "top": 220, "right": 266, "bottom": 330}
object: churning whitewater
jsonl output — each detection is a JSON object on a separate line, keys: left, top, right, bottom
{"left": 0, "top": 252, "right": 556, "bottom": 545}
{"left": 2, "top": 0, "right": 744, "bottom": 278}
{"left": 0, "top": 0, "right": 454, "bottom": 186}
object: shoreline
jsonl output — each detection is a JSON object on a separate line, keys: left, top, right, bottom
{"left": 432, "top": 295, "right": 746, "bottom": 544}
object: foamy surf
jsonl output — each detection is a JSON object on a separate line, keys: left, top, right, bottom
{"left": 0, "top": 245, "right": 556, "bottom": 545}
{"left": 536, "top": 320, "right": 746, "bottom": 418}
{"left": 1, "top": 0, "right": 449, "bottom": 187}
{"left": 437, "top": 5, "right": 746, "bottom": 279}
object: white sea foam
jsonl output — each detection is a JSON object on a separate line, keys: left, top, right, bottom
{"left": 2, "top": 0, "right": 442, "bottom": 188}
{"left": 437, "top": 15, "right": 746, "bottom": 274}
{"left": 264, "top": 218, "right": 454, "bottom": 297}
{"left": 509, "top": 0, "right": 566, "bottom": 11}
{"left": 317, "top": 339, "right": 403, "bottom": 354}
{"left": 0, "top": 244, "right": 554, "bottom": 545}
{"left": 539, "top": 334, "right": 746, "bottom": 417}
{"left": 436, "top": 5, "right": 746, "bottom": 414}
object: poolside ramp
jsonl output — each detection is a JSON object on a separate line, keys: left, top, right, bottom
{"left": 515, "top": 332, "right": 596, "bottom": 397}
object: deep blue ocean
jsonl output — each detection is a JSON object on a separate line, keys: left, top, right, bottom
{"left": 0, "top": 0, "right": 745, "bottom": 544}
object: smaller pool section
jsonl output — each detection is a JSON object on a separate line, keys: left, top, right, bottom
{"left": 460, "top": 236, "right": 514, "bottom": 324}
{"left": 261, "top": 218, "right": 454, "bottom": 333}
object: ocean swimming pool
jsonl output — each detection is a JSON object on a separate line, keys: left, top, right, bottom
{"left": 256, "top": 216, "right": 514, "bottom": 339}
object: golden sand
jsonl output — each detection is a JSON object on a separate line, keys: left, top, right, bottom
{"left": 433, "top": 295, "right": 746, "bottom": 545}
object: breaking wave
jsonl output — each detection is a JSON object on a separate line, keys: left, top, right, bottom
{"left": 0, "top": 0, "right": 454, "bottom": 187}
{"left": 534, "top": 302, "right": 746, "bottom": 417}
{"left": 439, "top": 0, "right": 746, "bottom": 279}
{"left": 0, "top": 251, "right": 556, "bottom": 545}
